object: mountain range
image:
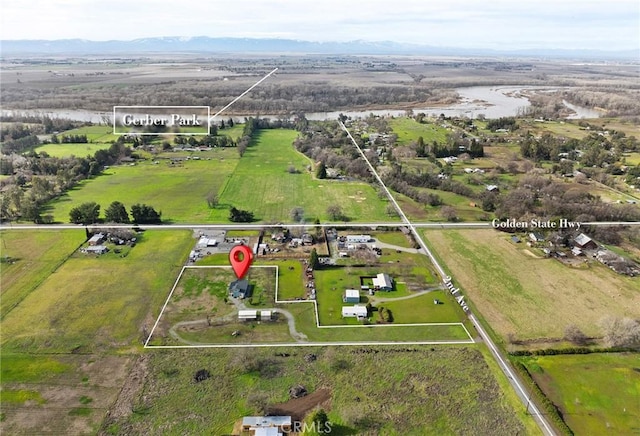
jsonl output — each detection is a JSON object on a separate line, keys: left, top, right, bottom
{"left": 1, "top": 36, "right": 637, "bottom": 60}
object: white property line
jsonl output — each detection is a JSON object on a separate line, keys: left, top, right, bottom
{"left": 209, "top": 68, "right": 279, "bottom": 121}
{"left": 144, "top": 265, "right": 473, "bottom": 348}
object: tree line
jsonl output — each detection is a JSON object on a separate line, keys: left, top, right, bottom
{"left": 69, "top": 201, "right": 161, "bottom": 225}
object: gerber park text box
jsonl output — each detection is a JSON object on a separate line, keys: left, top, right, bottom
{"left": 113, "top": 106, "right": 210, "bottom": 135}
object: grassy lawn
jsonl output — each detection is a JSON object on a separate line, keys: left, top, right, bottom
{"left": 389, "top": 117, "right": 449, "bottom": 144}
{"left": 377, "top": 291, "right": 464, "bottom": 324}
{"left": 1, "top": 230, "right": 193, "bottom": 353}
{"left": 33, "top": 142, "right": 113, "bottom": 158}
{"left": 371, "top": 230, "right": 414, "bottom": 248}
{"left": 0, "top": 230, "right": 85, "bottom": 319}
{"left": 217, "top": 123, "right": 245, "bottom": 140}
{"left": 519, "top": 353, "right": 640, "bottom": 435}
{"left": 219, "top": 129, "right": 394, "bottom": 223}
{"left": 58, "top": 125, "right": 121, "bottom": 143}
{"left": 109, "top": 346, "right": 533, "bottom": 435}
{"left": 424, "top": 229, "right": 640, "bottom": 342}
{"left": 267, "top": 259, "right": 305, "bottom": 300}
{"left": 43, "top": 148, "right": 239, "bottom": 223}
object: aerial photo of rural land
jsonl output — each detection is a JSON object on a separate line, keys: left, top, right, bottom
{"left": 0, "top": 0, "right": 639, "bottom": 435}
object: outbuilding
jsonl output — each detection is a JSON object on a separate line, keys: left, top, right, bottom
{"left": 88, "top": 233, "right": 105, "bottom": 246}
{"left": 343, "top": 289, "right": 360, "bottom": 303}
{"left": 238, "top": 310, "right": 258, "bottom": 320}
{"left": 341, "top": 305, "right": 368, "bottom": 319}
{"left": 574, "top": 233, "right": 597, "bottom": 250}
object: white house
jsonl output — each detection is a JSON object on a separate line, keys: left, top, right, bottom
{"left": 372, "top": 273, "right": 393, "bottom": 291}
{"left": 342, "top": 305, "right": 368, "bottom": 319}
{"left": 346, "top": 234, "right": 371, "bottom": 244}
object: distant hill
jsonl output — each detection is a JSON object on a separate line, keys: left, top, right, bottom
{"left": 1, "top": 36, "right": 636, "bottom": 60}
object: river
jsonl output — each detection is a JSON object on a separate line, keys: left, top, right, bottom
{"left": 1, "top": 86, "right": 600, "bottom": 123}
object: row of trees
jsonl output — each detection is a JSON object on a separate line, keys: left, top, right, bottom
{"left": 69, "top": 201, "right": 161, "bottom": 225}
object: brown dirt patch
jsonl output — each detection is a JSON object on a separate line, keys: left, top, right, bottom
{"left": 521, "top": 249, "right": 541, "bottom": 258}
{"left": 105, "top": 354, "right": 149, "bottom": 420}
{"left": 266, "top": 388, "right": 331, "bottom": 422}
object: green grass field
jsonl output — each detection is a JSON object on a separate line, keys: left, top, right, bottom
{"left": 389, "top": 117, "right": 449, "bottom": 145}
{"left": 106, "top": 346, "right": 534, "bottom": 435}
{"left": 0, "top": 230, "right": 84, "bottom": 319}
{"left": 218, "top": 129, "right": 394, "bottom": 222}
{"left": 33, "top": 142, "right": 113, "bottom": 158}
{"left": 57, "top": 125, "right": 121, "bottom": 143}
{"left": 378, "top": 291, "right": 463, "bottom": 324}
{"left": 44, "top": 148, "right": 239, "bottom": 223}
{"left": 43, "top": 129, "right": 393, "bottom": 223}
{"left": 519, "top": 353, "right": 640, "bottom": 435}
{"left": 424, "top": 229, "right": 640, "bottom": 342}
{"left": 371, "top": 230, "right": 414, "bottom": 248}
{"left": 1, "top": 230, "right": 193, "bottom": 353}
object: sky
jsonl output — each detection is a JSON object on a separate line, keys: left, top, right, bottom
{"left": 1, "top": 0, "right": 639, "bottom": 51}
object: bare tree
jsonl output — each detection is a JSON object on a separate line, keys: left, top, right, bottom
{"left": 521, "top": 160, "right": 534, "bottom": 173}
{"left": 564, "top": 324, "right": 588, "bottom": 346}
{"left": 506, "top": 160, "right": 519, "bottom": 175}
{"left": 206, "top": 192, "right": 218, "bottom": 209}
{"left": 440, "top": 206, "right": 458, "bottom": 222}
{"left": 599, "top": 316, "right": 640, "bottom": 348}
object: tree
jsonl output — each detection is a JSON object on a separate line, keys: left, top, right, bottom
{"left": 415, "top": 136, "right": 427, "bottom": 157}
{"left": 309, "top": 248, "right": 319, "bottom": 268}
{"left": 229, "top": 207, "right": 254, "bottom": 223}
{"left": 599, "top": 316, "right": 640, "bottom": 348}
{"left": 326, "top": 204, "right": 345, "bottom": 221}
{"left": 290, "top": 207, "right": 304, "bottom": 223}
{"left": 386, "top": 204, "right": 399, "bottom": 217}
{"left": 69, "top": 202, "right": 100, "bottom": 224}
{"left": 440, "top": 206, "right": 458, "bottom": 222}
{"left": 206, "top": 192, "right": 219, "bottom": 209}
{"left": 104, "top": 201, "right": 129, "bottom": 223}
{"left": 564, "top": 324, "right": 588, "bottom": 346}
{"left": 130, "top": 203, "right": 162, "bottom": 224}
{"left": 311, "top": 408, "right": 330, "bottom": 434}
{"left": 316, "top": 161, "right": 327, "bottom": 179}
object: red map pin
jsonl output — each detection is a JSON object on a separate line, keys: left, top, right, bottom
{"left": 229, "top": 245, "right": 253, "bottom": 279}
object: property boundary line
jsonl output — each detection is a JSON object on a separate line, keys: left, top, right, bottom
{"left": 144, "top": 265, "right": 473, "bottom": 348}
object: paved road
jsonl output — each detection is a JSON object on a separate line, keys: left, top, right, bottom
{"left": 341, "top": 121, "right": 557, "bottom": 436}
{"left": 2, "top": 221, "right": 638, "bottom": 231}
